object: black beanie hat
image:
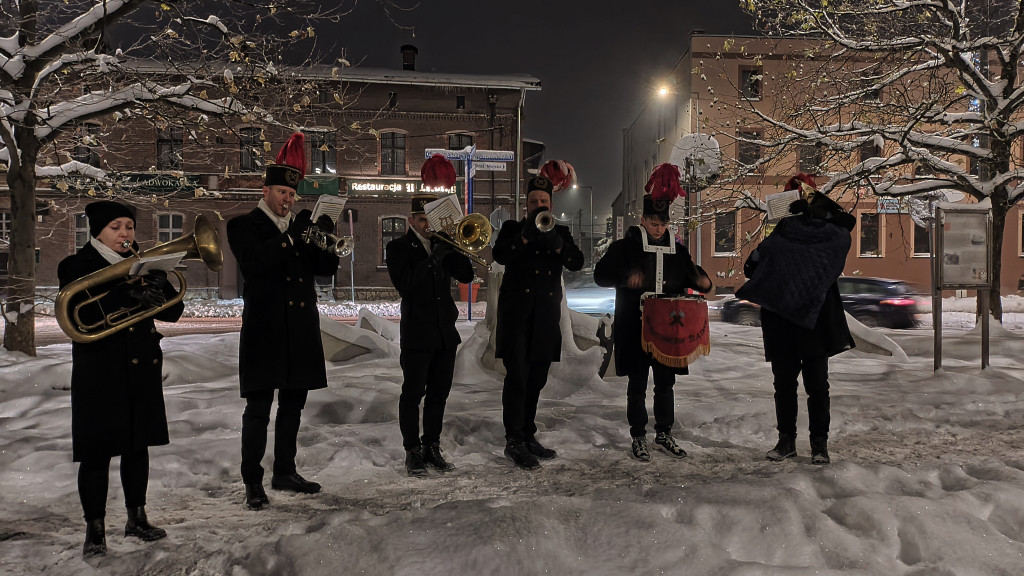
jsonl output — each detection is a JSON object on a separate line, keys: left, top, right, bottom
{"left": 85, "top": 200, "right": 136, "bottom": 237}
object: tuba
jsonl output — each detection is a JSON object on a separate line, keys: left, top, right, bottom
{"left": 55, "top": 215, "right": 223, "bottom": 343}
{"left": 434, "top": 212, "right": 492, "bottom": 267}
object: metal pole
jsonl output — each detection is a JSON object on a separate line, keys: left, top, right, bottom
{"left": 589, "top": 187, "right": 593, "bottom": 270}
{"left": 348, "top": 209, "right": 356, "bottom": 304}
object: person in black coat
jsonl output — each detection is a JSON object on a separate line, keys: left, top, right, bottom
{"left": 736, "top": 173, "right": 856, "bottom": 465}
{"left": 492, "top": 174, "right": 584, "bottom": 470}
{"left": 386, "top": 190, "right": 474, "bottom": 477}
{"left": 57, "top": 200, "right": 184, "bottom": 557}
{"left": 226, "top": 133, "right": 340, "bottom": 510}
{"left": 594, "top": 166, "right": 712, "bottom": 463}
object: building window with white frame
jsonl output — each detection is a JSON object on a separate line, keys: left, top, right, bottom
{"left": 73, "top": 123, "right": 102, "bottom": 168}
{"left": 306, "top": 129, "right": 337, "bottom": 174}
{"left": 714, "top": 212, "right": 737, "bottom": 255}
{"left": 157, "top": 213, "right": 184, "bottom": 244}
{"left": 239, "top": 127, "right": 261, "bottom": 173}
{"left": 913, "top": 221, "right": 930, "bottom": 256}
{"left": 157, "top": 126, "right": 183, "bottom": 170}
{"left": 381, "top": 216, "right": 406, "bottom": 264}
{"left": 380, "top": 131, "right": 406, "bottom": 176}
{"left": 447, "top": 133, "right": 472, "bottom": 177}
{"left": 0, "top": 211, "right": 10, "bottom": 242}
{"left": 798, "top": 143, "right": 821, "bottom": 173}
{"left": 859, "top": 212, "right": 881, "bottom": 257}
{"left": 74, "top": 213, "right": 90, "bottom": 248}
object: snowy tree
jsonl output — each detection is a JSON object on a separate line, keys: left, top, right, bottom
{"left": 722, "top": 0, "right": 1024, "bottom": 321}
{"left": 0, "top": 0, "right": 394, "bottom": 355}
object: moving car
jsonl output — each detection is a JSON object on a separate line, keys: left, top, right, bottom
{"left": 564, "top": 282, "right": 616, "bottom": 316}
{"left": 720, "top": 277, "right": 922, "bottom": 328}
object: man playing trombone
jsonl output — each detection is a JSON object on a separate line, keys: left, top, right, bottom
{"left": 386, "top": 155, "right": 475, "bottom": 476}
{"left": 492, "top": 164, "right": 584, "bottom": 470}
{"left": 226, "top": 132, "right": 339, "bottom": 509}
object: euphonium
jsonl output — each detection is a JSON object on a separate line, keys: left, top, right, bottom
{"left": 55, "top": 215, "right": 223, "bottom": 343}
{"left": 434, "top": 212, "right": 492, "bottom": 267}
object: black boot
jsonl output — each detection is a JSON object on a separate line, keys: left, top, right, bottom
{"left": 270, "top": 472, "right": 321, "bottom": 494}
{"left": 245, "top": 483, "right": 269, "bottom": 510}
{"left": 405, "top": 448, "right": 428, "bottom": 477}
{"left": 125, "top": 506, "right": 167, "bottom": 541}
{"left": 83, "top": 518, "right": 106, "bottom": 558}
{"left": 422, "top": 443, "right": 455, "bottom": 472}
{"left": 810, "top": 437, "right": 831, "bottom": 465}
{"left": 524, "top": 437, "right": 556, "bottom": 460}
{"left": 766, "top": 433, "right": 797, "bottom": 461}
{"left": 504, "top": 440, "right": 540, "bottom": 470}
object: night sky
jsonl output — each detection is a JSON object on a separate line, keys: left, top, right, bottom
{"left": 329, "top": 1, "right": 755, "bottom": 220}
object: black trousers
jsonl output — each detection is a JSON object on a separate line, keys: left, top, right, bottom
{"left": 240, "top": 388, "right": 308, "bottom": 484}
{"left": 769, "top": 350, "right": 830, "bottom": 439}
{"left": 78, "top": 448, "right": 149, "bottom": 521}
{"left": 501, "top": 350, "right": 552, "bottom": 443}
{"left": 399, "top": 347, "right": 456, "bottom": 450}
{"left": 626, "top": 362, "right": 676, "bottom": 438}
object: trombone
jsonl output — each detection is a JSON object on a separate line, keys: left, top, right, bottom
{"left": 55, "top": 215, "right": 224, "bottom": 343}
{"left": 433, "top": 212, "right": 491, "bottom": 267}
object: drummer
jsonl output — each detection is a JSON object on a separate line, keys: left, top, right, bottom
{"left": 593, "top": 163, "right": 712, "bottom": 463}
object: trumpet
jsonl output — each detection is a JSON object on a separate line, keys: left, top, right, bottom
{"left": 56, "top": 215, "right": 223, "bottom": 343}
{"left": 433, "top": 212, "right": 492, "bottom": 267}
{"left": 535, "top": 210, "right": 555, "bottom": 233}
{"left": 302, "top": 227, "right": 353, "bottom": 257}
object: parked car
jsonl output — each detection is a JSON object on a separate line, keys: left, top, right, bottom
{"left": 565, "top": 282, "right": 616, "bottom": 316}
{"left": 719, "top": 277, "right": 923, "bottom": 329}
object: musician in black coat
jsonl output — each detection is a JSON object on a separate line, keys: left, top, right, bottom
{"left": 57, "top": 200, "right": 183, "bottom": 557}
{"left": 386, "top": 194, "right": 474, "bottom": 477}
{"left": 226, "top": 133, "right": 339, "bottom": 510}
{"left": 594, "top": 186, "right": 711, "bottom": 462}
{"left": 737, "top": 173, "right": 856, "bottom": 465}
{"left": 492, "top": 176, "right": 584, "bottom": 470}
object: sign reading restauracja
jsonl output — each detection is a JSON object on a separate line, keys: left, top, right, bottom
{"left": 346, "top": 178, "right": 463, "bottom": 196}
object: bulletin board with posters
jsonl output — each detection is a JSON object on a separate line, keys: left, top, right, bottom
{"left": 935, "top": 205, "right": 992, "bottom": 289}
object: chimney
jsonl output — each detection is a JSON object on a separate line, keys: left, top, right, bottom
{"left": 400, "top": 44, "right": 418, "bottom": 71}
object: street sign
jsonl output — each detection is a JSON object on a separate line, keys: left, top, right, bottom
{"left": 471, "top": 161, "right": 507, "bottom": 172}
{"left": 471, "top": 150, "right": 515, "bottom": 161}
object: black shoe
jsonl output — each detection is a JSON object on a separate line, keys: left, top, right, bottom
{"left": 271, "top": 472, "right": 321, "bottom": 494}
{"left": 245, "top": 483, "right": 270, "bottom": 510}
{"left": 766, "top": 433, "right": 797, "bottom": 461}
{"left": 422, "top": 443, "right": 455, "bottom": 472}
{"left": 83, "top": 518, "right": 106, "bottom": 558}
{"left": 810, "top": 437, "right": 831, "bottom": 465}
{"left": 504, "top": 440, "right": 540, "bottom": 470}
{"left": 124, "top": 506, "right": 167, "bottom": 541}
{"left": 405, "top": 448, "right": 428, "bottom": 477}
{"left": 631, "top": 436, "right": 651, "bottom": 462}
{"left": 525, "top": 437, "right": 556, "bottom": 460}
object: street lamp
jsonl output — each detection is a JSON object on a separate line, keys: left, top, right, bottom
{"left": 572, "top": 184, "right": 594, "bottom": 269}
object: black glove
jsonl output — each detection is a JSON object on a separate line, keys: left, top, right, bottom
{"left": 287, "top": 209, "right": 314, "bottom": 241}
{"left": 430, "top": 233, "right": 455, "bottom": 264}
{"left": 117, "top": 282, "right": 166, "bottom": 308}
{"left": 542, "top": 228, "right": 564, "bottom": 251}
{"left": 788, "top": 198, "right": 810, "bottom": 215}
{"left": 315, "top": 214, "right": 335, "bottom": 233}
{"left": 522, "top": 208, "right": 544, "bottom": 242}
{"left": 141, "top": 269, "right": 169, "bottom": 292}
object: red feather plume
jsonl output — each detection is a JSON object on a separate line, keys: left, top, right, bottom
{"left": 420, "top": 154, "right": 457, "bottom": 188}
{"left": 644, "top": 163, "right": 685, "bottom": 201}
{"left": 538, "top": 159, "right": 577, "bottom": 193}
{"left": 275, "top": 132, "right": 306, "bottom": 179}
{"left": 785, "top": 173, "right": 817, "bottom": 192}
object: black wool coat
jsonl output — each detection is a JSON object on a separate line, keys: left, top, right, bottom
{"left": 386, "top": 229, "right": 474, "bottom": 351}
{"left": 227, "top": 208, "right": 339, "bottom": 396}
{"left": 57, "top": 242, "right": 184, "bottom": 462}
{"left": 492, "top": 219, "right": 584, "bottom": 362}
{"left": 594, "top": 226, "right": 712, "bottom": 376}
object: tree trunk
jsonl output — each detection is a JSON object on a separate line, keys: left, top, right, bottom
{"left": 3, "top": 135, "right": 39, "bottom": 356}
{"left": 987, "top": 195, "right": 1006, "bottom": 323}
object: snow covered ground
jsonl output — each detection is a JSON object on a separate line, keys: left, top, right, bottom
{"left": 1, "top": 297, "right": 1024, "bottom": 575}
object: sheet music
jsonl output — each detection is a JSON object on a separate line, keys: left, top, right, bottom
{"left": 311, "top": 195, "right": 348, "bottom": 225}
{"left": 129, "top": 252, "right": 186, "bottom": 277}
{"left": 765, "top": 189, "right": 801, "bottom": 223}
{"left": 424, "top": 195, "right": 463, "bottom": 234}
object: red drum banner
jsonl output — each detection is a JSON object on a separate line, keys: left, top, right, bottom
{"left": 640, "top": 295, "right": 710, "bottom": 369}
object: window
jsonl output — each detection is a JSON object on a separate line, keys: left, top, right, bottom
{"left": 736, "top": 131, "right": 761, "bottom": 166}
{"left": 859, "top": 212, "right": 881, "bottom": 256}
{"left": 714, "top": 212, "right": 737, "bottom": 254}
{"left": 380, "top": 131, "right": 406, "bottom": 176}
{"left": 798, "top": 143, "right": 821, "bottom": 172}
{"left": 0, "top": 211, "right": 10, "bottom": 242}
{"left": 74, "top": 213, "right": 90, "bottom": 248}
{"left": 157, "top": 126, "right": 183, "bottom": 170}
{"left": 968, "top": 135, "right": 989, "bottom": 178}
{"left": 381, "top": 216, "right": 406, "bottom": 264}
{"left": 306, "top": 130, "right": 337, "bottom": 175}
{"left": 858, "top": 140, "right": 881, "bottom": 163}
{"left": 157, "top": 213, "right": 184, "bottom": 244}
{"left": 913, "top": 221, "right": 930, "bottom": 256}
{"left": 239, "top": 127, "right": 261, "bottom": 173}
{"left": 456, "top": 95, "right": 465, "bottom": 110}
{"left": 448, "top": 133, "right": 473, "bottom": 177}
{"left": 73, "top": 123, "right": 101, "bottom": 167}
{"left": 387, "top": 92, "right": 398, "bottom": 110}
{"left": 740, "top": 68, "right": 762, "bottom": 100}
{"left": 863, "top": 86, "right": 882, "bottom": 102}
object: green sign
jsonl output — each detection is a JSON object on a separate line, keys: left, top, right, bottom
{"left": 298, "top": 175, "right": 341, "bottom": 196}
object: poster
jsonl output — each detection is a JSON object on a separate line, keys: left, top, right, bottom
{"left": 938, "top": 208, "right": 990, "bottom": 288}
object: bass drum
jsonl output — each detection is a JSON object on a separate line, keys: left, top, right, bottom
{"left": 640, "top": 294, "right": 711, "bottom": 369}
